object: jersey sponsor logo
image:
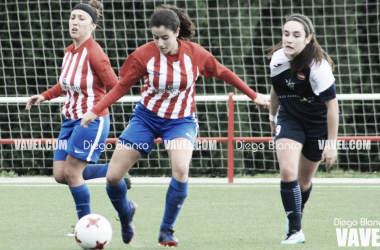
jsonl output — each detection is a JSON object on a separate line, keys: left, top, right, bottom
{"left": 153, "top": 86, "right": 180, "bottom": 95}
{"left": 296, "top": 72, "right": 305, "bottom": 80}
{"left": 153, "top": 72, "right": 161, "bottom": 76}
{"left": 300, "top": 96, "right": 315, "bottom": 103}
{"left": 61, "top": 78, "right": 81, "bottom": 93}
{"left": 285, "top": 79, "right": 295, "bottom": 90}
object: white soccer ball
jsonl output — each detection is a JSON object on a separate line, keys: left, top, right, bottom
{"left": 74, "top": 214, "right": 113, "bottom": 250}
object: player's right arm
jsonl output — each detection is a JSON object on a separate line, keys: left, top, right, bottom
{"left": 269, "top": 86, "right": 279, "bottom": 133}
{"left": 25, "top": 95, "right": 45, "bottom": 110}
{"left": 25, "top": 83, "right": 65, "bottom": 110}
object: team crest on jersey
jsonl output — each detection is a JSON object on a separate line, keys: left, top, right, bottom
{"left": 76, "top": 64, "right": 83, "bottom": 75}
{"left": 285, "top": 79, "right": 295, "bottom": 90}
{"left": 187, "top": 70, "right": 193, "bottom": 83}
{"left": 296, "top": 72, "right": 305, "bottom": 80}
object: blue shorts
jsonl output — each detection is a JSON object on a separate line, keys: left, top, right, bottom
{"left": 274, "top": 111, "right": 327, "bottom": 162}
{"left": 119, "top": 103, "right": 198, "bottom": 155}
{"left": 53, "top": 115, "right": 110, "bottom": 163}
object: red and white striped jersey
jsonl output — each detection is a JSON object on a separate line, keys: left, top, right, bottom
{"left": 91, "top": 39, "right": 257, "bottom": 119}
{"left": 41, "top": 38, "right": 118, "bottom": 119}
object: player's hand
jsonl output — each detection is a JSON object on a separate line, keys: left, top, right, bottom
{"left": 81, "top": 111, "right": 97, "bottom": 128}
{"left": 25, "top": 95, "right": 45, "bottom": 110}
{"left": 321, "top": 147, "right": 337, "bottom": 169}
{"left": 253, "top": 93, "right": 270, "bottom": 109}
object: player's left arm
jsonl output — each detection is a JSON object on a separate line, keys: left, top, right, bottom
{"left": 322, "top": 95, "right": 339, "bottom": 169}
{"left": 310, "top": 60, "right": 338, "bottom": 168}
{"left": 90, "top": 46, "right": 119, "bottom": 90}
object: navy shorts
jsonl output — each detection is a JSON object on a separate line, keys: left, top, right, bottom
{"left": 274, "top": 111, "right": 327, "bottom": 162}
{"left": 53, "top": 115, "right": 110, "bottom": 163}
{"left": 119, "top": 102, "right": 199, "bottom": 155}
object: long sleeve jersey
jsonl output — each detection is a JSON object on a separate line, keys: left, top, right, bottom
{"left": 91, "top": 39, "right": 257, "bottom": 119}
{"left": 42, "top": 37, "right": 118, "bottom": 119}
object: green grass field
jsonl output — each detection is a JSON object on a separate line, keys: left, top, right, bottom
{"left": 0, "top": 179, "right": 379, "bottom": 249}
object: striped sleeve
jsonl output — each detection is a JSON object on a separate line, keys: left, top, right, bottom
{"left": 41, "top": 82, "right": 65, "bottom": 101}
{"left": 89, "top": 44, "right": 119, "bottom": 90}
{"left": 90, "top": 53, "right": 146, "bottom": 116}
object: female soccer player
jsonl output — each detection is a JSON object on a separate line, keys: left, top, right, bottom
{"left": 267, "top": 14, "right": 339, "bottom": 244}
{"left": 81, "top": 4, "right": 269, "bottom": 247}
{"left": 25, "top": 0, "right": 132, "bottom": 229}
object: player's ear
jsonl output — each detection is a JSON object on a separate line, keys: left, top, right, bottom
{"left": 305, "top": 34, "right": 312, "bottom": 45}
{"left": 175, "top": 28, "right": 180, "bottom": 38}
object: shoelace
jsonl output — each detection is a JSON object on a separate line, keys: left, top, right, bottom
{"left": 164, "top": 228, "right": 175, "bottom": 236}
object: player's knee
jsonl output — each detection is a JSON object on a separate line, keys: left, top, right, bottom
{"left": 106, "top": 173, "right": 123, "bottom": 186}
{"left": 280, "top": 165, "right": 298, "bottom": 181}
{"left": 53, "top": 172, "right": 67, "bottom": 184}
{"left": 298, "top": 180, "right": 312, "bottom": 192}
{"left": 63, "top": 168, "right": 77, "bottom": 184}
{"left": 172, "top": 165, "right": 189, "bottom": 181}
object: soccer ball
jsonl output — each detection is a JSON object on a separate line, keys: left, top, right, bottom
{"left": 74, "top": 214, "right": 113, "bottom": 250}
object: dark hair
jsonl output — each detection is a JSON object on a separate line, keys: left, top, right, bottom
{"left": 266, "top": 13, "right": 334, "bottom": 77}
{"left": 149, "top": 4, "right": 195, "bottom": 40}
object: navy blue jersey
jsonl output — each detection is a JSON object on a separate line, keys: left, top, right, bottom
{"left": 270, "top": 49, "right": 336, "bottom": 123}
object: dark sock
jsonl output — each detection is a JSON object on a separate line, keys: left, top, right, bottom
{"left": 301, "top": 182, "right": 313, "bottom": 212}
{"left": 281, "top": 180, "right": 302, "bottom": 231}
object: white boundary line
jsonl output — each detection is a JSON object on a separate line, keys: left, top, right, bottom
{"left": 1, "top": 177, "right": 380, "bottom": 184}
{"left": 1, "top": 184, "right": 380, "bottom": 188}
